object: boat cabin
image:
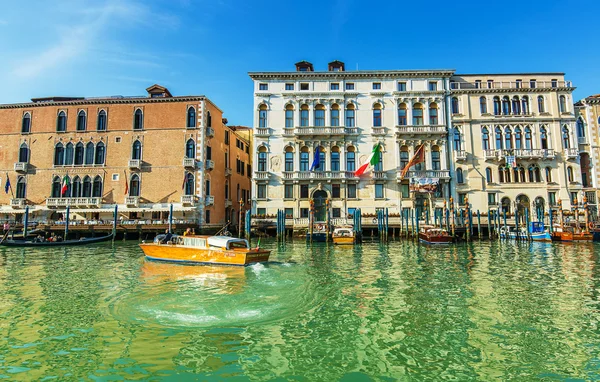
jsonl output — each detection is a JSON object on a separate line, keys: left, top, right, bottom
{"left": 528, "top": 222, "right": 545, "bottom": 233}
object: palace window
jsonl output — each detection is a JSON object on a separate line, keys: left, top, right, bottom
{"left": 95, "top": 142, "right": 105, "bottom": 165}
{"left": 495, "top": 127, "right": 503, "bottom": 149}
{"left": 375, "top": 184, "right": 384, "bottom": 199}
{"left": 502, "top": 96, "right": 510, "bottom": 115}
{"left": 285, "top": 147, "right": 294, "bottom": 171}
{"left": 300, "top": 147, "right": 309, "bottom": 171}
{"left": 314, "top": 104, "right": 325, "bottom": 126}
{"left": 92, "top": 175, "right": 103, "bottom": 197}
{"left": 330, "top": 104, "right": 340, "bottom": 127}
{"left": 258, "top": 105, "right": 268, "bottom": 128}
{"left": 332, "top": 184, "right": 340, "bottom": 198}
{"left": 453, "top": 129, "right": 461, "bottom": 151}
{"left": 480, "top": 97, "right": 487, "bottom": 114}
{"left": 428, "top": 82, "right": 437, "bottom": 91}
{"left": 57, "top": 111, "right": 67, "bottom": 132}
{"left": 373, "top": 104, "right": 382, "bottom": 127}
{"left": 185, "top": 139, "right": 195, "bottom": 159}
{"left": 345, "top": 104, "right": 355, "bottom": 127}
{"left": 77, "top": 110, "right": 87, "bottom": 131}
{"left": 132, "top": 140, "right": 142, "bottom": 160}
{"left": 521, "top": 96, "right": 529, "bottom": 115}
{"left": 54, "top": 143, "right": 65, "bottom": 166}
{"left": 515, "top": 127, "right": 522, "bottom": 149}
{"left": 524, "top": 127, "right": 532, "bottom": 149}
{"left": 493, "top": 97, "right": 501, "bottom": 116}
{"left": 345, "top": 83, "right": 354, "bottom": 90}
{"left": 567, "top": 166, "right": 574, "bottom": 182}
{"left": 374, "top": 146, "right": 383, "bottom": 171}
{"left": 330, "top": 83, "right": 339, "bottom": 90}
{"left": 97, "top": 110, "right": 107, "bottom": 131}
{"left": 82, "top": 176, "right": 92, "bottom": 197}
{"left": 482, "top": 127, "right": 490, "bottom": 150}
{"left": 133, "top": 109, "right": 143, "bottom": 130}
{"left": 545, "top": 167, "right": 552, "bottom": 182}
{"left": 330, "top": 147, "right": 340, "bottom": 171}
{"left": 22, "top": 113, "right": 31, "bottom": 133}
{"left": 400, "top": 146, "right": 409, "bottom": 170}
{"left": 431, "top": 146, "right": 440, "bottom": 170}
{"left": 300, "top": 184, "right": 309, "bottom": 199}
{"left": 456, "top": 168, "right": 464, "bottom": 184}
{"left": 485, "top": 167, "right": 493, "bottom": 183}
{"left": 259, "top": 83, "right": 268, "bottom": 91}
{"left": 187, "top": 107, "right": 196, "bottom": 128}
{"left": 284, "top": 184, "right": 293, "bottom": 199}
{"left": 347, "top": 184, "right": 357, "bottom": 198}
{"left": 540, "top": 126, "right": 548, "bottom": 149}
{"left": 285, "top": 105, "right": 294, "bottom": 128}
{"left": 300, "top": 105, "right": 309, "bottom": 127}
{"left": 65, "top": 143, "right": 74, "bottom": 165}
{"left": 74, "top": 142, "right": 84, "bottom": 165}
{"left": 257, "top": 147, "right": 267, "bottom": 171}
{"left": 18, "top": 143, "right": 29, "bottom": 163}
{"left": 72, "top": 176, "right": 81, "bottom": 197}
{"left": 429, "top": 103, "right": 438, "bottom": 124}
{"left": 398, "top": 103, "right": 407, "bottom": 126}
{"left": 562, "top": 126, "right": 571, "bottom": 148}
{"left": 412, "top": 103, "right": 423, "bottom": 125}
{"left": 512, "top": 96, "right": 521, "bottom": 115}
{"left": 285, "top": 83, "right": 294, "bottom": 91}
{"left": 559, "top": 95, "right": 567, "bottom": 113}
{"left": 576, "top": 117, "right": 585, "bottom": 138}
{"left": 372, "top": 82, "right": 381, "bottom": 90}
{"left": 130, "top": 174, "right": 140, "bottom": 197}
{"left": 538, "top": 96, "right": 545, "bottom": 113}
{"left": 346, "top": 147, "right": 356, "bottom": 172}
{"left": 397, "top": 82, "right": 406, "bottom": 91}
{"left": 51, "top": 176, "right": 62, "bottom": 198}
{"left": 184, "top": 173, "right": 194, "bottom": 195}
{"left": 85, "top": 142, "right": 95, "bottom": 165}
{"left": 451, "top": 97, "right": 459, "bottom": 114}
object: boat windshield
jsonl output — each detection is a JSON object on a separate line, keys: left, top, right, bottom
{"left": 229, "top": 241, "right": 249, "bottom": 249}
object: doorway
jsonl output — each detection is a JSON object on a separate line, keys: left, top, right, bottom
{"left": 313, "top": 190, "right": 328, "bottom": 222}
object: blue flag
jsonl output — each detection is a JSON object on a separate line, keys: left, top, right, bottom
{"left": 310, "top": 146, "right": 320, "bottom": 171}
{"left": 4, "top": 175, "right": 10, "bottom": 194}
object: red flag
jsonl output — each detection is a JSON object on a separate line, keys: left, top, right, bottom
{"left": 400, "top": 145, "right": 425, "bottom": 179}
{"left": 124, "top": 170, "right": 129, "bottom": 195}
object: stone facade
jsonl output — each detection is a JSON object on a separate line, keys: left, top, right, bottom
{"left": 574, "top": 95, "right": 600, "bottom": 217}
{"left": 0, "top": 85, "right": 251, "bottom": 227}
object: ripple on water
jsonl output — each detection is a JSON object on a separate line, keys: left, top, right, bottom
{"left": 108, "top": 260, "right": 324, "bottom": 328}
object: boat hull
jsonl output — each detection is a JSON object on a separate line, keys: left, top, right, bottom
{"left": 551, "top": 231, "right": 593, "bottom": 242}
{"left": 500, "top": 232, "right": 551, "bottom": 241}
{"left": 332, "top": 236, "right": 355, "bottom": 245}
{"left": 139, "top": 243, "right": 270, "bottom": 266}
{"left": 418, "top": 232, "right": 453, "bottom": 244}
{"left": 0, "top": 234, "right": 113, "bottom": 247}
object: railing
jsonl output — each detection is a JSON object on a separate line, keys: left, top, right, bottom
{"left": 454, "top": 150, "right": 467, "bottom": 161}
{"left": 255, "top": 171, "right": 270, "bottom": 179}
{"left": 206, "top": 127, "right": 215, "bottom": 138}
{"left": 564, "top": 148, "right": 579, "bottom": 159}
{"left": 294, "top": 127, "right": 352, "bottom": 136}
{"left": 403, "top": 170, "right": 450, "bottom": 179}
{"left": 254, "top": 127, "right": 270, "bottom": 136}
{"left": 283, "top": 128, "right": 294, "bottom": 136}
{"left": 450, "top": 80, "right": 572, "bottom": 90}
{"left": 578, "top": 136, "right": 589, "bottom": 145}
{"left": 180, "top": 195, "right": 196, "bottom": 206}
{"left": 14, "top": 162, "right": 28, "bottom": 172}
{"left": 513, "top": 149, "right": 556, "bottom": 159}
{"left": 47, "top": 197, "right": 102, "bottom": 207}
{"left": 372, "top": 127, "right": 386, "bottom": 135}
{"left": 484, "top": 149, "right": 501, "bottom": 160}
{"left": 128, "top": 159, "right": 141, "bottom": 169}
{"left": 282, "top": 171, "right": 349, "bottom": 180}
{"left": 373, "top": 171, "right": 387, "bottom": 180}
{"left": 183, "top": 158, "right": 196, "bottom": 168}
{"left": 205, "top": 195, "right": 214, "bottom": 206}
{"left": 125, "top": 196, "right": 139, "bottom": 207}
{"left": 396, "top": 125, "right": 446, "bottom": 134}
{"left": 225, "top": 167, "right": 232, "bottom": 176}
{"left": 205, "top": 160, "right": 215, "bottom": 170}
{"left": 10, "top": 198, "right": 26, "bottom": 208}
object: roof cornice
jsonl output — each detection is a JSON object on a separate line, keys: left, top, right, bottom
{"left": 0, "top": 96, "right": 206, "bottom": 109}
{"left": 451, "top": 86, "right": 576, "bottom": 94}
{"left": 248, "top": 69, "right": 456, "bottom": 80}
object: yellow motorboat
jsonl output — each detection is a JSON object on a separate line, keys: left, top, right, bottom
{"left": 332, "top": 226, "right": 356, "bottom": 245}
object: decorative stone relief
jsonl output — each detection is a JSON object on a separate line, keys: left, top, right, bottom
{"left": 271, "top": 155, "right": 281, "bottom": 172}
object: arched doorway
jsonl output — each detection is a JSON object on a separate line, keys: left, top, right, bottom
{"left": 501, "top": 197, "right": 511, "bottom": 215}
{"left": 516, "top": 194, "right": 530, "bottom": 223}
{"left": 534, "top": 197, "right": 545, "bottom": 222}
{"left": 312, "top": 190, "right": 328, "bottom": 222}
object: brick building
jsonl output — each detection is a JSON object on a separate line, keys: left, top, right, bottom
{"left": 0, "top": 85, "right": 251, "bottom": 229}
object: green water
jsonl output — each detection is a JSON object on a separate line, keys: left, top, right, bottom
{"left": 1, "top": 240, "right": 600, "bottom": 381}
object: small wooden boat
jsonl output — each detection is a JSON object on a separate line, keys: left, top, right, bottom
{"left": 0, "top": 234, "right": 113, "bottom": 247}
{"left": 551, "top": 225, "right": 593, "bottom": 242}
{"left": 139, "top": 234, "right": 270, "bottom": 266}
{"left": 332, "top": 226, "right": 355, "bottom": 245}
{"left": 418, "top": 225, "right": 453, "bottom": 244}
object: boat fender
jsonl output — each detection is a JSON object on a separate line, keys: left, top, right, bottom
{"left": 589, "top": 221, "right": 595, "bottom": 230}
{"left": 316, "top": 224, "right": 324, "bottom": 231}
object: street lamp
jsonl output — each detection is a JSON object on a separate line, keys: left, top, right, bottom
{"left": 238, "top": 198, "right": 244, "bottom": 237}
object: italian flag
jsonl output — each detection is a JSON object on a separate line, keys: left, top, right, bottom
{"left": 354, "top": 142, "right": 381, "bottom": 177}
{"left": 61, "top": 175, "right": 70, "bottom": 196}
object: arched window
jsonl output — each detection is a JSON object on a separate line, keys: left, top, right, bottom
{"left": 257, "top": 146, "right": 267, "bottom": 171}
{"left": 429, "top": 103, "right": 438, "bottom": 124}
{"left": 501, "top": 197, "right": 511, "bottom": 214}
{"left": 77, "top": 110, "right": 87, "bottom": 131}
{"left": 346, "top": 146, "right": 356, "bottom": 172}
{"left": 504, "top": 127, "right": 513, "bottom": 149}
{"left": 451, "top": 97, "right": 459, "bottom": 114}
{"left": 185, "top": 139, "right": 195, "bottom": 159}
{"left": 453, "top": 129, "right": 461, "bottom": 150}
{"left": 398, "top": 103, "right": 407, "bottom": 125}
{"left": 314, "top": 104, "right": 325, "bottom": 127}
{"left": 92, "top": 175, "right": 103, "bottom": 197}
{"left": 576, "top": 117, "right": 585, "bottom": 138}
{"left": 456, "top": 168, "right": 464, "bottom": 184}
{"left": 524, "top": 127, "right": 532, "bottom": 149}
{"left": 16, "top": 176, "right": 26, "bottom": 199}
{"left": 95, "top": 141, "right": 105, "bottom": 165}
{"left": 562, "top": 126, "right": 571, "bottom": 149}
{"left": 502, "top": 96, "right": 510, "bottom": 115}
{"left": 72, "top": 176, "right": 81, "bottom": 198}
{"left": 559, "top": 95, "right": 567, "bottom": 113}
{"left": 533, "top": 165, "right": 541, "bottom": 182}
{"left": 284, "top": 147, "right": 294, "bottom": 171}
{"left": 74, "top": 142, "right": 84, "bottom": 165}
{"left": 184, "top": 173, "right": 194, "bottom": 196}
{"left": 373, "top": 103, "right": 382, "bottom": 127}
{"left": 504, "top": 167, "right": 511, "bottom": 182}
{"left": 61, "top": 175, "right": 71, "bottom": 197}
{"left": 85, "top": 142, "right": 95, "bottom": 165}
{"left": 300, "top": 146, "right": 309, "bottom": 171}
{"left": 64, "top": 142, "right": 74, "bottom": 166}
{"left": 514, "top": 127, "right": 522, "bottom": 149}
{"left": 511, "top": 96, "right": 521, "bottom": 115}
{"left": 317, "top": 146, "right": 326, "bottom": 171}
{"left": 82, "top": 176, "right": 92, "bottom": 197}
{"left": 482, "top": 127, "right": 490, "bottom": 150}
{"left": 493, "top": 97, "right": 501, "bottom": 115}
{"left": 538, "top": 96, "right": 545, "bottom": 113}
{"left": 133, "top": 109, "right": 143, "bottom": 130}
{"left": 345, "top": 104, "right": 355, "bottom": 127}
{"left": 129, "top": 174, "right": 140, "bottom": 197}
{"left": 132, "top": 140, "right": 142, "bottom": 160}
{"left": 540, "top": 126, "right": 548, "bottom": 149}
{"left": 431, "top": 146, "right": 440, "bottom": 170}
{"left": 480, "top": 97, "right": 487, "bottom": 114}
{"left": 259, "top": 104, "right": 268, "bottom": 128}
{"left": 495, "top": 127, "right": 503, "bottom": 149}
{"left": 545, "top": 167, "right": 552, "bottom": 182}
{"left": 300, "top": 104, "right": 309, "bottom": 127}
{"left": 18, "top": 143, "right": 29, "bottom": 163}
{"left": 498, "top": 167, "right": 505, "bottom": 183}
{"left": 412, "top": 103, "right": 423, "bottom": 125}
{"left": 400, "top": 146, "right": 409, "bottom": 170}
{"left": 518, "top": 165, "right": 526, "bottom": 183}
{"left": 330, "top": 104, "right": 340, "bottom": 127}
{"left": 51, "top": 176, "right": 62, "bottom": 197}
{"left": 330, "top": 146, "right": 340, "bottom": 171}
{"left": 57, "top": 111, "right": 67, "bottom": 132}
{"left": 97, "top": 110, "right": 107, "bottom": 131}
{"left": 285, "top": 105, "right": 294, "bottom": 128}
{"left": 485, "top": 167, "right": 493, "bottom": 183}
{"left": 567, "top": 166, "right": 574, "bottom": 182}
{"left": 22, "top": 113, "right": 31, "bottom": 133}
{"left": 207, "top": 111, "right": 212, "bottom": 128}
{"left": 521, "top": 96, "right": 529, "bottom": 115}
{"left": 54, "top": 143, "right": 65, "bottom": 166}
{"left": 187, "top": 107, "right": 196, "bottom": 128}
{"left": 414, "top": 145, "right": 424, "bottom": 171}
{"left": 374, "top": 145, "right": 383, "bottom": 171}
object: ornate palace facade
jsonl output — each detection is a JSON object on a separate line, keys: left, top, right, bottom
{"left": 575, "top": 94, "right": 600, "bottom": 217}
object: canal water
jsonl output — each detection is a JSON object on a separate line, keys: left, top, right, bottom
{"left": 1, "top": 240, "right": 600, "bottom": 381}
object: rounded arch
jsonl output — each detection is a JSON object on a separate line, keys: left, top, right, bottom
{"left": 345, "top": 101, "right": 356, "bottom": 109}
{"left": 501, "top": 197, "right": 512, "bottom": 214}
{"left": 331, "top": 103, "right": 340, "bottom": 110}
{"left": 257, "top": 102, "right": 268, "bottom": 111}
{"left": 284, "top": 102, "right": 295, "bottom": 111}
{"left": 456, "top": 167, "right": 464, "bottom": 183}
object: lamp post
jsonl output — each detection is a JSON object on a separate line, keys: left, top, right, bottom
{"left": 238, "top": 198, "right": 244, "bottom": 237}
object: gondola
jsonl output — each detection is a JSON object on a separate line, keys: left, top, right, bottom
{"left": 0, "top": 234, "right": 114, "bottom": 247}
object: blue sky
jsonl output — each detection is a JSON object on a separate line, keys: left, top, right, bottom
{"left": 0, "top": 0, "right": 598, "bottom": 126}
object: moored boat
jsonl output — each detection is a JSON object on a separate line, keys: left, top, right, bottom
{"left": 418, "top": 225, "right": 453, "bottom": 244}
{"left": 500, "top": 222, "right": 551, "bottom": 241}
{"left": 139, "top": 234, "right": 270, "bottom": 266}
{"left": 332, "top": 226, "right": 355, "bottom": 245}
{"left": 551, "top": 225, "right": 593, "bottom": 242}
{"left": 0, "top": 234, "right": 113, "bottom": 247}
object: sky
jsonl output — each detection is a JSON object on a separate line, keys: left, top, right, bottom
{"left": 0, "top": 0, "right": 598, "bottom": 126}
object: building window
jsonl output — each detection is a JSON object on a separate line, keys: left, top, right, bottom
{"left": 401, "top": 183, "right": 409, "bottom": 198}
{"left": 495, "top": 127, "right": 503, "bottom": 149}
{"left": 345, "top": 148, "right": 355, "bottom": 171}
{"left": 567, "top": 166, "right": 574, "bottom": 182}
{"left": 475, "top": 80, "right": 482, "bottom": 89}
{"left": 285, "top": 105, "right": 294, "bottom": 128}
{"left": 259, "top": 83, "right": 268, "bottom": 91}
{"left": 529, "top": 79, "right": 536, "bottom": 88}
{"left": 502, "top": 96, "right": 510, "bottom": 115}
{"left": 300, "top": 105, "right": 309, "bottom": 127}
{"left": 345, "top": 104, "right": 355, "bottom": 127}
{"left": 429, "top": 103, "right": 438, "bottom": 124}
{"left": 372, "top": 82, "right": 381, "bottom": 90}
{"left": 330, "top": 83, "right": 340, "bottom": 90}
{"left": 487, "top": 80, "right": 494, "bottom": 89}
{"left": 85, "top": 142, "right": 94, "bottom": 165}
{"left": 551, "top": 79, "right": 558, "bottom": 88}
{"left": 284, "top": 184, "right": 293, "bottom": 199}
{"left": 375, "top": 184, "right": 384, "bottom": 199}
{"left": 548, "top": 192, "right": 556, "bottom": 206}
{"left": 51, "top": 176, "right": 61, "bottom": 197}
{"left": 92, "top": 175, "right": 103, "bottom": 197}
{"left": 182, "top": 173, "right": 194, "bottom": 195}
{"left": 330, "top": 104, "right": 340, "bottom": 127}
{"left": 545, "top": 167, "right": 552, "bottom": 182}
{"left": 521, "top": 96, "right": 529, "bottom": 115}
{"left": 488, "top": 193, "right": 496, "bottom": 205}
{"left": 571, "top": 192, "right": 578, "bottom": 205}
{"left": 71, "top": 176, "right": 82, "bottom": 197}
{"left": 300, "top": 184, "right": 309, "bottom": 199}
{"left": 185, "top": 139, "right": 195, "bottom": 159}
{"left": 400, "top": 146, "right": 409, "bottom": 170}
{"left": 95, "top": 142, "right": 105, "bottom": 165}
{"left": 456, "top": 168, "right": 464, "bottom": 184}
{"left": 451, "top": 97, "right": 459, "bottom": 114}
{"left": 512, "top": 96, "right": 521, "bottom": 115}
{"left": 559, "top": 95, "right": 567, "bottom": 113}
{"left": 397, "top": 82, "right": 406, "bottom": 91}
{"left": 515, "top": 79, "right": 522, "bottom": 89}
{"left": 524, "top": 127, "right": 532, "bottom": 149}
{"left": 300, "top": 83, "right": 309, "bottom": 90}
{"left": 316, "top": 147, "right": 326, "bottom": 171}
{"left": 493, "top": 97, "right": 501, "bottom": 115}
{"left": 347, "top": 184, "right": 357, "bottom": 198}
{"left": 373, "top": 104, "right": 382, "bottom": 127}
{"left": 412, "top": 103, "right": 423, "bottom": 125}
{"left": 17, "top": 143, "right": 28, "bottom": 163}
{"left": 576, "top": 117, "right": 585, "bottom": 138}
{"left": 256, "top": 184, "right": 266, "bottom": 199}
{"left": 257, "top": 147, "right": 267, "bottom": 171}
{"left": 133, "top": 109, "right": 143, "bottom": 130}
{"left": 63, "top": 143, "right": 74, "bottom": 165}
{"left": 314, "top": 104, "right": 325, "bottom": 126}
{"left": 285, "top": 148, "right": 294, "bottom": 171}
{"left": 431, "top": 146, "right": 440, "bottom": 170}
{"left": 330, "top": 147, "right": 340, "bottom": 171}
{"left": 398, "top": 103, "right": 407, "bottom": 126}
{"left": 129, "top": 174, "right": 140, "bottom": 197}
{"left": 485, "top": 167, "right": 493, "bottom": 183}
{"left": 73, "top": 142, "right": 84, "bottom": 165}
{"left": 259, "top": 105, "right": 268, "bottom": 128}
{"left": 540, "top": 127, "right": 548, "bottom": 149}
{"left": 482, "top": 127, "right": 490, "bottom": 150}
{"left": 332, "top": 208, "right": 341, "bottom": 218}
{"left": 22, "top": 113, "right": 31, "bottom": 133}
{"left": 345, "top": 83, "right": 354, "bottom": 90}
{"left": 132, "top": 140, "right": 142, "bottom": 160}
{"left": 96, "top": 110, "right": 107, "bottom": 131}
{"left": 537, "top": 96, "right": 545, "bottom": 113}
{"left": 57, "top": 111, "right": 67, "bottom": 132}
{"left": 458, "top": 193, "right": 466, "bottom": 205}
{"left": 562, "top": 126, "right": 571, "bottom": 148}
{"left": 205, "top": 210, "right": 211, "bottom": 224}
{"left": 453, "top": 129, "right": 461, "bottom": 150}
{"left": 300, "top": 208, "right": 309, "bottom": 218}
{"left": 285, "top": 83, "right": 294, "bottom": 91}
{"left": 504, "top": 127, "right": 513, "bottom": 149}
{"left": 284, "top": 208, "right": 293, "bottom": 218}
{"left": 76, "top": 110, "right": 87, "bottom": 131}
{"left": 515, "top": 127, "right": 522, "bottom": 149}
{"left": 300, "top": 148, "right": 309, "bottom": 171}
{"left": 186, "top": 107, "right": 196, "bottom": 128}
{"left": 332, "top": 184, "right": 340, "bottom": 198}
{"left": 428, "top": 82, "right": 437, "bottom": 91}
{"left": 54, "top": 143, "right": 64, "bottom": 166}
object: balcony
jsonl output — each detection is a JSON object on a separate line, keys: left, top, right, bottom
{"left": 181, "top": 195, "right": 196, "bottom": 206}
{"left": 395, "top": 125, "right": 446, "bottom": 136}
{"left": 514, "top": 149, "right": 556, "bottom": 160}
{"left": 46, "top": 197, "right": 102, "bottom": 208}
{"left": 10, "top": 198, "right": 26, "bottom": 208}
{"left": 14, "top": 162, "right": 28, "bottom": 173}
{"left": 293, "top": 127, "right": 358, "bottom": 138}
{"left": 205, "top": 160, "right": 215, "bottom": 170}
{"left": 183, "top": 157, "right": 196, "bottom": 169}
{"left": 125, "top": 196, "right": 139, "bottom": 207}
{"left": 254, "top": 127, "right": 270, "bottom": 137}
{"left": 372, "top": 127, "right": 386, "bottom": 136}
{"left": 255, "top": 171, "right": 270, "bottom": 180}
{"left": 225, "top": 167, "right": 232, "bottom": 176}
{"left": 399, "top": 170, "right": 450, "bottom": 180}
{"left": 484, "top": 149, "right": 501, "bottom": 161}
{"left": 564, "top": 148, "right": 579, "bottom": 159}
{"left": 450, "top": 80, "right": 572, "bottom": 90}
{"left": 128, "top": 159, "right": 141, "bottom": 170}
{"left": 373, "top": 171, "right": 387, "bottom": 180}
{"left": 454, "top": 150, "right": 467, "bottom": 161}
{"left": 205, "top": 195, "right": 214, "bottom": 206}
{"left": 206, "top": 127, "right": 215, "bottom": 138}
{"left": 281, "top": 171, "right": 352, "bottom": 181}
{"left": 578, "top": 136, "right": 589, "bottom": 145}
